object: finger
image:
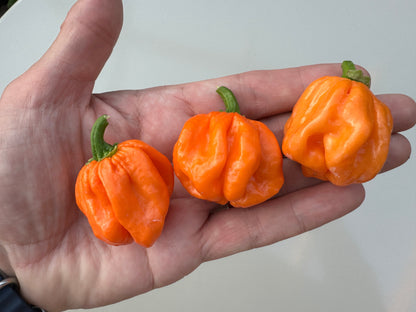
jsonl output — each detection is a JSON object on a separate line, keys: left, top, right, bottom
{"left": 376, "top": 94, "right": 416, "bottom": 133}
{"left": 179, "top": 63, "right": 344, "bottom": 119}
{"left": 20, "top": 0, "right": 123, "bottom": 97}
{"left": 200, "top": 182, "right": 365, "bottom": 261}
{"left": 382, "top": 133, "right": 412, "bottom": 172}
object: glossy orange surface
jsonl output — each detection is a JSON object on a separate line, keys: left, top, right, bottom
{"left": 173, "top": 111, "right": 284, "bottom": 207}
{"left": 76, "top": 140, "right": 174, "bottom": 247}
{"left": 282, "top": 76, "right": 393, "bottom": 185}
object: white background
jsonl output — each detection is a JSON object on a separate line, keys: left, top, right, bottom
{"left": 0, "top": 1, "right": 415, "bottom": 311}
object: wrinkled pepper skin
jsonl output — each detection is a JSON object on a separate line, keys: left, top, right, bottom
{"left": 282, "top": 61, "right": 393, "bottom": 186}
{"left": 173, "top": 86, "right": 284, "bottom": 208}
{"left": 75, "top": 115, "right": 174, "bottom": 247}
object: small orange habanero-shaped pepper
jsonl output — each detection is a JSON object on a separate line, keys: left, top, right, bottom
{"left": 282, "top": 61, "right": 393, "bottom": 186}
{"left": 173, "top": 86, "right": 284, "bottom": 208}
{"left": 75, "top": 115, "right": 174, "bottom": 247}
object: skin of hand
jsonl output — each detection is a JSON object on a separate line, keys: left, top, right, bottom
{"left": 0, "top": 0, "right": 415, "bottom": 311}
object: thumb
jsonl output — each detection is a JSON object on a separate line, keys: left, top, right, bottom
{"left": 26, "top": 0, "right": 123, "bottom": 91}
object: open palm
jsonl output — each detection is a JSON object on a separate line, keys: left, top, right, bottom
{"left": 0, "top": 1, "right": 414, "bottom": 311}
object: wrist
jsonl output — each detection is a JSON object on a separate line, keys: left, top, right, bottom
{"left": 0, "top": 269, "right": 46, "bottom": 311}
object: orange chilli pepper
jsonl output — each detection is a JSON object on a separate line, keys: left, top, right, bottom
{"left": 173, "top": 86, "right": 284, "bottom": 208}
{"left": 282, "top": 61, "right": 393, "bottom": 186}
{"left": 75, "top": 115, "right": 174, "bottom": 247}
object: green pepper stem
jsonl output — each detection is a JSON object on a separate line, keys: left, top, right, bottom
{"left": 216, "top": 86, "right": 241, "bottom": 114}
{"left": 90, "top": 115, "right": 118, "bottom": 162}
{"left": 341, "top": 60, "right": 371, "bottom": 87}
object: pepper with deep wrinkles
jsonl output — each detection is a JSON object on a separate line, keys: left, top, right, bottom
{"left": 282, "top": 61, "right": 393, "bottom": 186}
{"left": 173, "top": 86, "right": 284, "bottom": 208}
{"left": 75, "top": 115, "right": 174, "bottom": 247}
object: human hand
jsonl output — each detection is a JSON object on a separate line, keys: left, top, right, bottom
{"left": 0, "top": 0, "right": 415, "bottom": 311}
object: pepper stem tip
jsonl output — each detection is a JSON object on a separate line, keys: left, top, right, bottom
{"left": 216, "top": 86, "right": 241, "bottom": 114}
{"left": 341, "top": 60, "right": 371, "bottom": 87}
{"left": 90, "top": 115, "right": 118, "bottom": 162}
